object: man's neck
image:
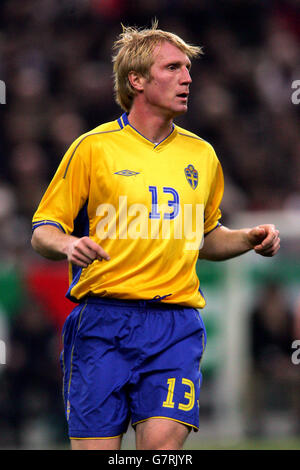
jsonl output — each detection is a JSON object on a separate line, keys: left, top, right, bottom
{"left": 127, "top": 105, "right": 174, "bottom": 144}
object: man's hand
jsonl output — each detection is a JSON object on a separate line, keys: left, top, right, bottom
{"left": 199, "top": 224, "right": 280, "bottom": 261}
{"left": 31, "top": 225, "right": 110, "bottom": 266}
{"left": 246, "top": 224, "right": 280, "bottom": 257}
{"left": 64, "top": 236, "right": 110, "bottom": 267}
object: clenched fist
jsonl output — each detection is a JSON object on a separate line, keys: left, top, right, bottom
{"left": 246, "top": 224, "right": 280, "bottom": 257}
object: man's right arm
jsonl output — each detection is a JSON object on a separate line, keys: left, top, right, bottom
{"left": 31, "top": 225, "right": 110, "bottom": 268}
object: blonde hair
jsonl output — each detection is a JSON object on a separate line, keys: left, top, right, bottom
{"left": 112, "top": 20, "right": 203, "bottom": 112}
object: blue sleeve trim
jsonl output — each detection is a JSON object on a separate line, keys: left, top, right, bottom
{"left": 204, "top": 222, "right": 222, "bottom": 237}
{"left": 32, "top": 220, "right": 66, "bottom": 233}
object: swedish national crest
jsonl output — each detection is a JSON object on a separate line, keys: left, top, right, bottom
{"left": 184, "top": 164, "right": 198, "bottom": 189}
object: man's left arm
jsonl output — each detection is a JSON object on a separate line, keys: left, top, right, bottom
{"left": 198, "top": 224, "right": 280, "bottom": 261}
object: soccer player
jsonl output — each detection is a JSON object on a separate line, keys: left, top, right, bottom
{"left": 31, "top": 23, "right": 280, "bottom": 450}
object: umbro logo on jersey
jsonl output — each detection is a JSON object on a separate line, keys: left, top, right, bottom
{"left": 114, "top": 170, "right": 140, "bottom": 176}
{"left": 184, "top": 164, "right": 198, "bottom": 189}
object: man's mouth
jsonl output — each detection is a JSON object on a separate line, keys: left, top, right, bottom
{"left": 177, "top": 92, "right": 189, "bottom": 99}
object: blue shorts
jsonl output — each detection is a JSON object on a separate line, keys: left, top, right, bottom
{"left": 60, "top": 297, "right": 207, "bottom": 439}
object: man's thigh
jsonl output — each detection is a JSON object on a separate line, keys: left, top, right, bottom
{"left": 71, "top": 436, "right": 122, "bottom": 450}
{"left": 135, "top": 418, "right": 190, "bottom": 450}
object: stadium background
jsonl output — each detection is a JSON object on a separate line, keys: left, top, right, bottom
{"left": 0, "top": 0, "right": 300, "bottom": 449}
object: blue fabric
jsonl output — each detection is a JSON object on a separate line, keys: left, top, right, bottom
{"left": 61, "top": 297, "right": 207, "bottom": 438}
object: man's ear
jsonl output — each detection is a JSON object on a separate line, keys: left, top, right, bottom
{"left": 128, "top": 71, "right": 145, "bottom": 92}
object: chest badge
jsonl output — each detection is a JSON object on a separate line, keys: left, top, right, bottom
{"left": 184, "top": 164, "right": 198, "bottom": 189}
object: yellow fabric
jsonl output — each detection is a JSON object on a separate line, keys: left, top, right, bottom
{"left": 32, "top": 114, "right": 224, "bottom": 307}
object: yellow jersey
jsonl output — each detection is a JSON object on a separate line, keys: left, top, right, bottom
{"left": 32, "top": 113, "right": 224, "bottom": 308}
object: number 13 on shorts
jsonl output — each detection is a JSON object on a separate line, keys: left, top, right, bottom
{"left": 162, "top": 378, "right": 195, "bottom": 411}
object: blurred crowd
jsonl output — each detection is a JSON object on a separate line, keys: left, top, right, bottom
{"left": 246, "top": 282, "right": 300, "bottom": 437}
{"left": 0, "top": 0, "right": 299, "bottom": 448}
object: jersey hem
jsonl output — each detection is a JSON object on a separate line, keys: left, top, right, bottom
{"left": 71, "top": 295, "right": 205, "bottom": 310}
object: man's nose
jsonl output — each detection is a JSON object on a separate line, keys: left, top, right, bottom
{"left": 181, "top": 67, "right": 192, "bottom": 84}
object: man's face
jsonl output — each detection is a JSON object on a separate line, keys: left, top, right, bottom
{"left": 141, "top": 41, "right": 192, "bottom": 119}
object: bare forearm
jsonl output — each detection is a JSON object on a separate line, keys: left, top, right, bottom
{"left": 199, "top": 224, "right": 280, "bottom": 261}
{"left": 199, "top": 226, "right": 252, "bottom": 261}
{"left": 31, "top": 224, "right": 110, "bottom": 267}
{"left": 31, "top": 225, "right": 78, "bottom": 260}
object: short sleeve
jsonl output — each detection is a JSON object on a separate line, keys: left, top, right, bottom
{"left": 204, "top": 152, "right": 224, "bottom": 235}
{"left": 32, "top": 136, "right": 91, "bottom": 235}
